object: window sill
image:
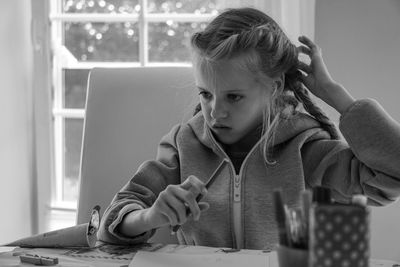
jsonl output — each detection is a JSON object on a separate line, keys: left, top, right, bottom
{"left": 46, "top": 202, "right": 77, "bottom": 231}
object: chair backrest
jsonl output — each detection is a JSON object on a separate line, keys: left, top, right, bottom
{"left": 77, "top": 67, "right": 196, "bottom": 244}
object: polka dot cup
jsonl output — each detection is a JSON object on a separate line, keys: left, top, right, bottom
{"left": 309, "top": 204, "right": 370, "bottom": 267}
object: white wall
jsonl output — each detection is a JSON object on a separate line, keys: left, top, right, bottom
{"left": 0, "top": 0, "right": 33, "bottom": 243}
{"left": 315, "top": 0, "right": 400, "bottom": 261}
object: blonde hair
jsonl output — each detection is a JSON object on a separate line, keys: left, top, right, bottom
{"left": 191, "top": 7, "right": 339, "bottom": 164}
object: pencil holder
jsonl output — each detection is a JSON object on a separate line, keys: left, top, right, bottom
{"left": 276, "top": 245, "right": 308, "bottom": 267}
{"left": 309, "top": 204, "right": 371, "bottom": 267}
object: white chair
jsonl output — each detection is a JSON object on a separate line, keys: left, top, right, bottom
{"left": 77, "top": 67, "right": 196, "bottom": 244}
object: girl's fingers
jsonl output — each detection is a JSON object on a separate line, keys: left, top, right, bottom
{"left": 182, "top": 176, "right": 208, "bottom": 220}
{"left": 298, "top": 72, "right": 313, "bottom": 90}
{"left": 298, "top": 71, "right": 307, "bottom": 81}
{"left": 175, "top": 186, "right": 202, "bottom": 221}
{"left": 157, "top": 175, "right": 209, "bottom": 226}
{"left": 180, "top": 175, "right": 207, "bottom": 196}
{"left": 165, "top": 184, "right": 202, "bottom": 223}
{"left": 297, "top": 45, "right": 311, "bottom": 56}
{"left": 160, "top": 186, "right": 187, "bottom": 225}
{"left": 298, "top": 61, "right": 312, "bottom": 74}
{"left": 198, "top": 202, "right": 210, "bottom": 212}
{"left": 298, "top": 35, "right": 316, "bottom": 49}
{"left": 157, "top": 198, "right": 179, "bottom": 226}
{"left": 299, "top": 36, "right": 323, "bottom": 57}
{"left": 168, "top": 195, "right": 188, "bottom": 224}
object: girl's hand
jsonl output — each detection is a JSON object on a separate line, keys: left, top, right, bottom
{"left": 297, "top": 36, "right": 355, "bottom": 114}
{"left": 146, "top": 175, "right": 209, "bottom": 228}
{"left": 297, "top": 35, "right": 336, "bottom": 101}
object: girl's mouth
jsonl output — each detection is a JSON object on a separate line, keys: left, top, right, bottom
{"left": 212, "top": 125, "right": 231, "bottom": 131}
{"left": 211, "top": 125, "right": 232, "bottom": 135}
{"left": 211, "top": 122, "right": 231, "bottom": 129}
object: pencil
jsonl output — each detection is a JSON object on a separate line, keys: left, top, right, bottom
{"left": 171, "top": 159, "right": 228, "bottom": 234}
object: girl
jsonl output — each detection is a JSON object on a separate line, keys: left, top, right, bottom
{"left": 98, "top": 7, "right": 400, "bottom": 250}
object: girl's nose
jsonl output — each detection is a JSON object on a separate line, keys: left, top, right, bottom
{"left": 210, "top": 99, "right": 228, "bottom": 119}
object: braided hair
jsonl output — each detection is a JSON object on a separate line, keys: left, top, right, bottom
{"left": 191, "top": 7, "right": 339, "bottom": 163}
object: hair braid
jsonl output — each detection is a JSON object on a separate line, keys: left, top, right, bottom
{"left": 287, "top": 70, "right": 340, "bottom": 139}
{"left": 192, "top": 21, "right": 280, "bottom": 62}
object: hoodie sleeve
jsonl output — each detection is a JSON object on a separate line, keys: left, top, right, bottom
{"left": 97, "top": 124, "right": 181, "bottom": 245}
{"left": 302, "top": 98, "right": 400, "bottom": 206}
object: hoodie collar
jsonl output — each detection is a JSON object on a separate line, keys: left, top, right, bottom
{"left": 187, "top": 111, "right": 323, "bottom": 152}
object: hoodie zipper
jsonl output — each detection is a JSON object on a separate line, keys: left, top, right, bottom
{"left": 205, "top": 127, "right": 264, "bottom": 249}
{"left": 233, "top": 174, "right": 241, "bottom": 202}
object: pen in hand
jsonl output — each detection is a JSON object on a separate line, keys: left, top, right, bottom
{"left": 171, "top": 159, "right": 228, "bottom": 234}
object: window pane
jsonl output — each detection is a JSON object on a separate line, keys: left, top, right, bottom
{"left": 64, "top": 118, "right": 84, "bottom": 202}
{"left": 148, "top": 21, "right": 208, "bottom": 62}
{"left": 148, "top": 0, "right": 219, "bottom": 13}
{"left": 64, "top": 22, "right": 139, "bottom": 62}
{"left": 63, "top": 69, "right": 90, "bottom": 109}
{"left": 63, "top": 0, "right": 140, "bottom": 14}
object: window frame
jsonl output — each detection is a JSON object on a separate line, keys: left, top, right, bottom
{"left": 48, "top": 0, "right": 218, "bottom": 226}
{"left": 32, "top": 0, "right": 55, "bottom": 233}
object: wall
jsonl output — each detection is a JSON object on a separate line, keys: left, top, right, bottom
{"left": 0, "top": 0, "right": 33, "bottom": 243}
{"left": 315, "top": 0, "right": 400, "bottom": 261}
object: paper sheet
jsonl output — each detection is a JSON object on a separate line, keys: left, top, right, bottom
{"left": 0, "top": 247, "right": 17, "bottom": 253}
{"left": 1, "top": 244, "right": 398, "bottom": 267}
{"left": 130, "top": 250, "right": 274, "bottom": 267}
{"left": 370, "top": 259, "right": 400, "bottom": 267}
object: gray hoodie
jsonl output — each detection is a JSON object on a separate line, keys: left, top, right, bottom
{"left": 97, "top": 98, "right": 400, "bottom": 250}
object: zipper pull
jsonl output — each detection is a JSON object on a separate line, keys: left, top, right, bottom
{"left": 234, "top": 175, "right": 241, "bottom": 202}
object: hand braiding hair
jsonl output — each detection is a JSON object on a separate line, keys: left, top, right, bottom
{"left": 285, "top": 68, "right": 340, "bottom": 139}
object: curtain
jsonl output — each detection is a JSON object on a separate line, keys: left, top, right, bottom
{"left": 0, "top": 0, "right": 34, "bottom": 243}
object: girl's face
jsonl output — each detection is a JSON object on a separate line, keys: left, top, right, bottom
{"left": 195, "top": 58, "right": 276, "bottom": 145}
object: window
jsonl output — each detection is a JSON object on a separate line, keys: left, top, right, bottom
{"left": 49, "top": 0, "right": 222, "bottom": 225}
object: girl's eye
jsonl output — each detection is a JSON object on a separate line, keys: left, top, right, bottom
{"left": 227, "top": 94, "right": 243, "bottom": 102}
{"left": 199, "top": 91, "right": 212, "bottom": 100}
